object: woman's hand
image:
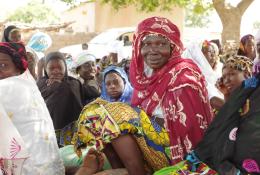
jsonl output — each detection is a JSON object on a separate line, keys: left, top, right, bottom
{"left": 46, "top": 78, "right": 62, "bottom": 86}
{"left": 216, "top": 78, "right": 229, "bottom": 97}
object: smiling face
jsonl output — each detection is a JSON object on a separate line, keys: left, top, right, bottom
{"left": 0, "top": 52, "right": 21, "bottom": 80}
{"left": 105, "top": 72, "right": 125, "bottom": 101}
{"left": 222, "top": 67, "right": 248, "bottom": 94}
{"left": 45, "top": 59, "right": 66, "bottom": 80}
{"left": 77, "top": 61, "right": 97, "bottom": 80}
{"left": 141, "top": 34, "right": 172, "bottom": 70}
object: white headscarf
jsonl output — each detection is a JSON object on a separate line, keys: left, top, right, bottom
{"left": 73, "top": 51, "right": 96, "bottom": 69}
{"left": 182, "top": 41, "right": 224, "bottom": 100}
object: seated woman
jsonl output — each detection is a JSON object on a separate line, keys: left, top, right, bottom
{"left": 74, "top": 17, "right": 213, "bottom": 175}
{"left": 155, "top": 56, "right": 256, "bottom": 174}
{"left": 101, "top": 65, "right": 133, "bottom": 103}
{"left": 183, "top": 40, "right": 224, "bottom": 110}
{"left": 37, "top": 51, "right": 90, "bottom": 146}
{"left": 217, "top": 55, "right": 253, "bottom": 101}
{"left": 0, "top": 42, "right": 64, "bottom": 174}
{"left": 73, "top": 52, "right": 101, "bottom": 104}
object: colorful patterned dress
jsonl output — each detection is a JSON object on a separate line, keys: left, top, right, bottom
{"left": 74, "top": 98, "right": 170, "bottom": 171}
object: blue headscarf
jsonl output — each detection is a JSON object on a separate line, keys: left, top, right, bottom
{"left": 101, "top": 66, "right": 133, "bottom": 104}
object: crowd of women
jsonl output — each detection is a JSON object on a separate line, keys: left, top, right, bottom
{"left": 1, "top": 16, "right": 260, "bottom": 175}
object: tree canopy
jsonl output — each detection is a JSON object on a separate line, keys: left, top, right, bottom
{"left": 8, "top": 1, "right": 60, "bottom": 25}
{"left": 60, "top": 0, "right": 213, "bottom": 27}
{"left": 60, "top": 0, "right": 255, "bottom": 43}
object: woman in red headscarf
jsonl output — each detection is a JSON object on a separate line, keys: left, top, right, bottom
{"left": 130, "top": 16, "right": 213, "bottom": 164}
{"left": 74, "top": 17, "right": 213, "bottom": 175}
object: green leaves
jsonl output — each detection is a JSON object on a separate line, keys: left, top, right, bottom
{"left": 98, "top": 0, "right": 213, "bottom": 27}
{"left": 8, "top": 1, "right": 60, "bottom": 24}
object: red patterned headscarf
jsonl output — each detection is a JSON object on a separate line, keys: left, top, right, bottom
{"left": 130, "top": 16, "right": 185, "bottom": 108}
{"left": 130, "top": 17, "right": 213, "bottom": 164}
{"left": 0, "top": 42, "right": 28, "bottom": 72}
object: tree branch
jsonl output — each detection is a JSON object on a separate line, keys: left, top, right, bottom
{"left": 1, "top": 21, "right": 75, "bottom": 32}
{"left": 212, "top": 0, "right": 227, "bottom": 20}
{"left": 21, "top": 21, "right": 75, "bottom": 32}
{"left": 237, "top": 0, "right": 254, "bottom": 14}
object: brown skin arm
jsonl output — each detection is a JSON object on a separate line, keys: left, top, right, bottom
{"left": 110, "top": 134, "right": 146, "bottom": 175}
{"left": 37, "top": 58, "right": 45, "bottom": 79}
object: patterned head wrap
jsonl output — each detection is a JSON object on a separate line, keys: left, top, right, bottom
{"left": 223, "top": 55, "right": 253, "bottom": 76}
{"left": 2, "top": 25, "right": 20, "bottom": 42}
{"left": 0, "top": 42, "right": 28, "bottom": 72}
{"left": 27, "top": 32, "right": 52, "bottom": 52}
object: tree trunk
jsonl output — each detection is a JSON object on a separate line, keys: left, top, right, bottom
{"left": 219, "top": 9, "right": 242, "bottom": 44}
{"left": 212, "top": 0, "right": 255, "bottom": 44}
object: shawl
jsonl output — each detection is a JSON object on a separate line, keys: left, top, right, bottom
{"left": 37, "top": 52, "right": 84, "bottom": 130}
{"left": 101, "top": 65, "right": 133, "bottom": 103}
{"left": 0, "top": 70, "right": 64, "bottom": 175}
{"left": 182, "top": 41, "right": 223, "bottom": 100}
{"left": 195, "top": 75, "right": 260, "bottom": 174}
{"left": 0, "top": 102, "right": 29, "bottom": 175}
{"left": 130, "top": 16, "right": 213, "bottom": 164}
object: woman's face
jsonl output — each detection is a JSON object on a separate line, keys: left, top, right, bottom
{"left": 105, "top": 72, "right": 125, "bottom": 100}
{"left": 8, "top": 30, "right": 22, "bottom": 42}
{"left": 222, "top": 67, "right": 248, "bottom": 94}
{"left": 46, "top": 59, "right": 66, "bottom": 80}
{"left": 78, "top": 61, "right": 97, "bottom": 80}
{"left": 141, "top": 35, "right": 171, "bottom": 70}
{"left": 244, "top": 38, "right": 255, "bottom": 57}
{"left": 202, "top": 45, "right": 216, "bottom": 68}
{"left": 0, "top": 52, "right": 21, "bottom": 80}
